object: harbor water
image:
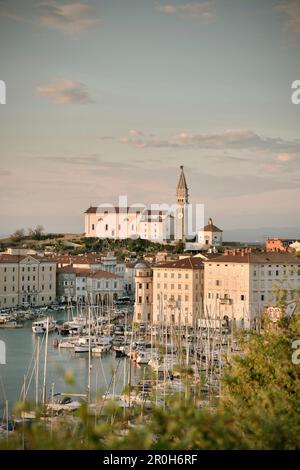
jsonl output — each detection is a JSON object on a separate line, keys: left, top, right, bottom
{"left": 0, "top": 311, "right": 141, "bottom": 414}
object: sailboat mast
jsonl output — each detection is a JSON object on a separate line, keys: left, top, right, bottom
{"left": 35, "top": 336, "right": 40, "bottom": 406}
{"left": 87, "top": 305, "right": 92, "bottom": 403}
{"left": 42, "top": 317, "right": 49, "bottom": 406}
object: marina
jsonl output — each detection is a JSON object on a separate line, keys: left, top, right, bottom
{"left": 0, "top": 300, "right": 238, "bottom": 428}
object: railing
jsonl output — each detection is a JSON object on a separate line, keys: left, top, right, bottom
{"left": 219, "top": 298, "right": 233, "bottom": 305}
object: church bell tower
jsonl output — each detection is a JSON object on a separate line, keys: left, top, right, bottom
{"left": 176, "top": 165, "right": 189, "bottom": 241}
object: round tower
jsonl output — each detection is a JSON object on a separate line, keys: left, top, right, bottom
{"left": 134, "top": 262, "right": 153, "bottom": 324}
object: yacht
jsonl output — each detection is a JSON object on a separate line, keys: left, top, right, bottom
{"left": 32, "top": 317, "right": 56, "bottom": 334}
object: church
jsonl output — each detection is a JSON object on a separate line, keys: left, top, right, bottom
{"left": 84, "top": 166, "right": 222, "bottom": 246}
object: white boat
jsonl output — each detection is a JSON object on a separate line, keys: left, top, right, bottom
{"left": 59, "top": 340, "right": 76, "bottom": 349}
{"left": 0, "top": 314, "right": 22, "bottom": 328}
{"left": 74, "top": 338, "right": 97, "bottom": 353}
{"left": 32, "top": 317, "right": 56, "bottom": 334}
{"left": 92, "top": 343, "right": 111, "bottom": 355}
{"left": 136, "top": 350, "right": 151, "bottom": 364}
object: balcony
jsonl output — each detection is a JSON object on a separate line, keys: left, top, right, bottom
{"left": 219, "top": 297, "right": 232, "bottom": 305}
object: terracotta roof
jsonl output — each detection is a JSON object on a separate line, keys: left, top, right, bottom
{"left": 86, "top": 270, "right": 121, "bottom": 279}
{"left": 57, "top": 265, "right": 120, "bottom": 278}
{"left": 85, "top": 206, "right": 146, "bottom": 214}
{"left": 205, "top": 252, "right": 299, "bottom": 264}
{"left": 154, "top": 257, "right": 204, "bottom": 270}
{"left": 203, "top": 223, "right": 222, "bottom": 232}
{"left": 0, "top": 254, "right": 54, "bottom": 264}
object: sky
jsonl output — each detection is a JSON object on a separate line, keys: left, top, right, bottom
{"left": 0, "top": 0, "right": 300, "bottom": 238}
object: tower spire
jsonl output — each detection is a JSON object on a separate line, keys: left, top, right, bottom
{"left": 176, "top": 165, "right": 189, "bottom": 242}
{"left": 176, "top": 165, "right": 188, "bottom": 203}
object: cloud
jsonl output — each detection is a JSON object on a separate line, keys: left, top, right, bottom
{"left": 275, "top": 2, "right": 300, "bottom": 43}
{"left": 36, "top": 155, "right": 135, "bottom": 170}
{"left": 129, "top": 129, "right": 144, "bottom": 137}
{"left": 156, "top": 1, "right": 214, "bottom": 20}
{"left": 36, "top": 79, "right": 93, "bottom": 104}
{"left": 37, "top": 1, "right": 101, "bottom": 38}
{"left": 119, "top": 128, "right": 300, "bottom": 154}
{"left": 0, "top": 1, "right": 23, "bottom": 21}
{"left": 0, "top": 170, "right": 12, "bottom": 176}
{"left": 274, "top": 152, "right": 296, "bottom": 162}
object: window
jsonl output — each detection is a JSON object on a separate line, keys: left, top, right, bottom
{"left": 139, "top": 283, "right": 142, "bottom": 289}
{"left": 138, "top": 296, "right": 142, "bottom": 304}
{"left": 92, "top": 224, "right": 95, "bottom": 230}
{"left": 241, "top": 294, "right": 245, "bottom": 301}
{"left": 185, "top": 273, "right": 189, "bottom": 279}
{"left": 216, "top": 280, "right": 220, "bottom": 286}
{"left": 146, "top": 283, "right": 149, "bottom": 289}
{"left": 261, "top": 294, "right": 265, "bottom": 301}
{"left": 105, "top": 224, "right": 108, "bottom": 231}
{"left": 276, "top": 270, "right": 279, "bottom": 276}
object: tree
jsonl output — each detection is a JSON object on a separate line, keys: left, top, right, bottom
{"left": 28, "top": 225, "right": 44, "bottom": 240}
{"left": 9, "top": 229, "right": 25, "bottom": 243}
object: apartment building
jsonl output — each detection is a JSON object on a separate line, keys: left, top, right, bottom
{"left": 204, "top": 251, "right": 300, "bottom": 328}
{"left": 0, "top": 254, "right": 56, "bottom": 308}
{"left": 134, "top": 257, "right": 204, "bottom": 327}
{"left": 56, "top": 266, "right": 124, "bottom": 304}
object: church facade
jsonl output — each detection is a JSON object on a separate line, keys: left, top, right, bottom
{"left": 84, "top": 166, "right": 191, "bottom": 243}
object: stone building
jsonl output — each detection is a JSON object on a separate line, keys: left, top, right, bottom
{"left": 134, "top": 256, "right": 204, "bottom": 327}
{"left": 0, "top": 254, "right": 56, "bottom": 308}
{"left": 204, "top": 251, "right": 300, "bottom": 328}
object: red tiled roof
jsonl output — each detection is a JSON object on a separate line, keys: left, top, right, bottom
{"left": 206, "top": 252, "right": 299, "bottom": 264}
{"left": 154, "top": 257, "right": 204, "bottom": 270}
{"left": 0, "top": 254, "right": 54, "bottom": 264}
{"left": 57, "top": 265, "right": 120, "bottom": 278}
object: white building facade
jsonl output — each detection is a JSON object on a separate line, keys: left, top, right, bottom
{"left": 198, "top": 218, "right": 223, "bottom": 248}
{"left": 204, "top": 251, "right": 300, "bottom": 329}
{"left": 0, "top": 254, "right": 56, "bottom": 308}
